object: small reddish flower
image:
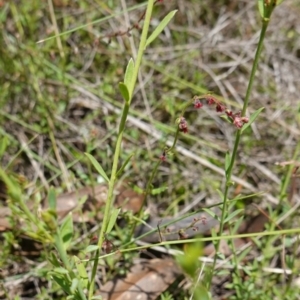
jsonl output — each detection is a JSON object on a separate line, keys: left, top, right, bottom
{"left": 233, "top": 117, "right": 244, "bottom": 128}
{"left": 194, "top": 98, "right": 203, "bottom": 109}
{"left": 207, "top": 96, "right": 216, "bottom": 105}
{"left": 241, "top": 116, "right": 249, "bottom": 124}
{"left": 200, "top": 217, "right": 207, "bottom": 225}
{"left": 178, "top": 116, "right": 188, "bottom": 133}
{"left": 225, "top": 110, "right": 233, "bottom": 118}
{"left": 216, "top": 103, "right": 226, "bottom": 112}
{"left": 160, "top": 151, "right": 167, "bottom": 162}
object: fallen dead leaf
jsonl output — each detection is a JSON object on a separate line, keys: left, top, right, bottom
{"left": 98, "top": 258, "right": 181, "bottom": 300}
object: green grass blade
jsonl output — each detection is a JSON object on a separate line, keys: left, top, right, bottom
{"left": 85, "top": 153, "right": 109, "bottom": 183}
{"left": 145, "top": 10, "right": 177, "bottom": 48}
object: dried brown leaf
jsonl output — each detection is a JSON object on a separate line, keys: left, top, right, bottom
{"left": 98, "top": 258, "right": 181, "bottom": 300}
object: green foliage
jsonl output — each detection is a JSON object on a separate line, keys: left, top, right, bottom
{"left": 177, "top": 242, "right": 203, "bottom": 277}
{"left": 119, "top": 82, "right": 130, "bottom": 102}
{"left": 85, "top": 153, "right": 110, "bottom": 183}
{"left": 145, "top": 10, "right": 178, "bottom": 48}
{"left": 241, "top": 107, "right": 265, "bottom": 133}
{"left": 0, "top": 0, "right": 299, "bottom": 299}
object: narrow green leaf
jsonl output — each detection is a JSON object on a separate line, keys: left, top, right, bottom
{"left": 241, "top": 107, "right": 264, "bottom": 133}
{"left": 116, "top": 153, "right": 134, "bottom": 178}
{"left": 0, "top": 167, "right": 22, "bottom": 202}
{"left": 217, "top": 252, "right": 225, "bottom": 260}
{"left": 54, "top": 267, "right": 69, "bottom": 274}
{"left": 0, "top": 135, "right": 8, "bottom": 157}
{"left": 73, "top": 256, "right": 89, "bottom": 289}
{"left": 236, "top": 247, "right": 252, "bottom": 264}
{"left": 119, "top": 82, "right": 130, "bottom": 102}
{"left": 124, "top": 58, "right": 134, "bottom": 91}
{"left": 85, "top": 245, "right": 100, "bottom": 253}
{"left": 151, "top": 185, "right": 168, "bottom": 195}
{"left": 224, "top": 209, "right": 244, "bottom": 223}
{"left": 258, "top": 0, "right": 265, "bottom": 18}
{"left": 225, "top": 151, "right": 231, "bottom": 173}
{"left": 70, "top": 278, "right": 79, "bottom": 293}
{"left": 48, "top": 187, "right": 57, "bottom": 211}
{"left": 51, "top": 274, "right": 72, "bottom": 294}
{"left": 48, "top": 251, "right": 61, "bottom": 267}
{"left": 85, "top": 153, "right": 109, "bottom": 183}
{"left": 60, "top": 213, "right": 73, "bottom": 250}
{"left": 145, "top": 10, "right": 177, "bottom": 48}
{"left": 216, "top": 189, "right": 225, "bottom": 201}
{"left": 106, "top": 208, "right": 121, "bottom": 234}
{"left": 232, "top": 216, "right": 244, "bottom": 234}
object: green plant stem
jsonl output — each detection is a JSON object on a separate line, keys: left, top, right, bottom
{"left": 209, "top": 19, "right": 270, "bottom": 289}
{"left": 83, "top": 227, "right": 300, "bottom": 262}
{"left": 88, "top": 1, "right": 155, "bottom": 298}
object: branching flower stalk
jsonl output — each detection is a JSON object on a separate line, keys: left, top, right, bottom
{"left": 129, "top": 94, "right": 211, "bottom": 238}
{"left": 208, "top": 5, "right": 276, "bottom": 289}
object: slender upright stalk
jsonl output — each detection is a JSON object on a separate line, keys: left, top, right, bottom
{"left": 88, "top": 1, "right": 155, "bottom": 298}
{"left": 209, "top": 19, "right": 270, "bottom": 288}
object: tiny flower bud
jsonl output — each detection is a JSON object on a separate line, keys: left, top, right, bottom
{"left": 178, "top": 116, "right": 188, "bottom": 133}
{"left": 225, "top": 110, "right": 233, "bottom": 118}
{"left": 233, "top": 117, "right": 243, "bottom": 128}
{"left": 216, "top": 103, "right": 226, "bottom": 112}
{"left": 194, "top": 98, "right": 203, "bottom": 109}
{"left": 207, "top": 96, "right": 216, "bottom": 105}
{"left": 160, "top": 151, "right": 167, "bottom": 162}
{"left": 241, "top": 117, "right": 249, "bottom": 123}
{"left": 201, "top": 217, "right": 207, "bottom": 225}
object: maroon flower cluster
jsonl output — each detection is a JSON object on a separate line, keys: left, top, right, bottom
{"left": 160, "top": 95, "right": 249, "bottom": 162}
{"left": 193, "top": 95, "right": 249, "bottom": 129}
{"left": 226, "top": 111, "right": 249, "bottom": 129}
{"left": 178, "top": 116, "right": 188, "bottom": 133}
